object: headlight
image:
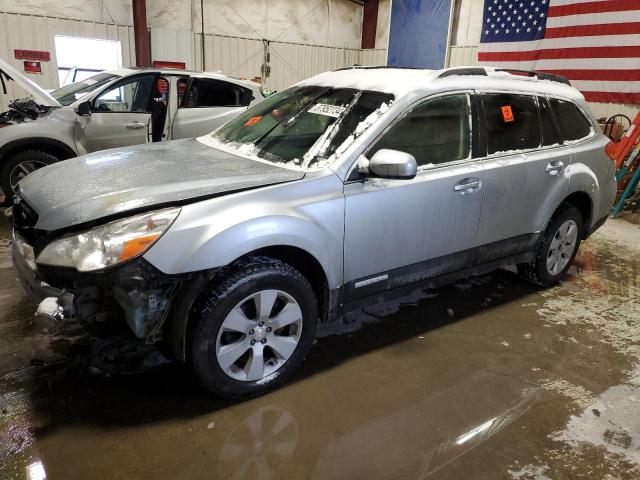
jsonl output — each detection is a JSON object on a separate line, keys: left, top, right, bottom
{"left": 37, "top": 207, "right": 180, "bottom": 272}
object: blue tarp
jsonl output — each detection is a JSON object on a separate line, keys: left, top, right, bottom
{"left": 387, "top": 0, "right": 452, "bottom": 69}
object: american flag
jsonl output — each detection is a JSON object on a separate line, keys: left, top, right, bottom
{"left": 478, "top": 0, "right": 640, "bottom": 104}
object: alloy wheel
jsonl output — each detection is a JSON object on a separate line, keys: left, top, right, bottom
{"left": 546, "top": 219, "right": 578, "bottom": 276}
{"left": 9, "top": 160, "right": 48, "bottom": 191}
{"left": 215, "top": 289, "right": 303, "bottom": 382}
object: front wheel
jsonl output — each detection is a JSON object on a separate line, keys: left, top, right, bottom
{"left": 0, "top": 149, "right": 58, "bottom": 197}
{"left": 191, "top": 257, "right": 318, "bottom": 399}
{"left": 518, "top": 204, "right": 583, "bottom": 287}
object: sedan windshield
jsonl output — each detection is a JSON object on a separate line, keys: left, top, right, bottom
{"left": 211, "top": 86, "right": 394, "bottom": 170}
{"left": 51, "top": 72, "right": 120, "bottom": 106}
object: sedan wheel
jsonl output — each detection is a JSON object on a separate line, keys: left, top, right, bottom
{"left": 9, "top": 160, "right": 48, "bottom": 191}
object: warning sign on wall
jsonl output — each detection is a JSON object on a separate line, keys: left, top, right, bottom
{"left": 15, "top": 49, "right": 50, "bottom": 62}
{"left": 23, "top": 61, "right": 42, "bottom": 74}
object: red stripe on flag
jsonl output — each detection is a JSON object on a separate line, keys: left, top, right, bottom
{"left": 582, "top": 91, "right": 640, "bottom": 104}
{"left": 538, "top": 69, "right": 640, "bottom": 81}
{"left": 544, "top": 22, "right": 640, "bottom": 38}
{"left": 548, "top": 0, "right": 640, "bottom": 17}
{"left": 478, "top": 46, "right": 640, "bottom": 61}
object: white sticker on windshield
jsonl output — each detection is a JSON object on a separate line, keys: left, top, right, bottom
{"left": 84, "top": 79, "right": 98, "bottom": 85}
{"left": 308, "top": 103, "right": 346, "bottom": 118}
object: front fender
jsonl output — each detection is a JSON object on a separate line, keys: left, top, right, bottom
{"left": 0, "top": 109, "right": 78, "bottom": 158}
{"left": 144, "top": 175, "right": 345, "bottom": 289}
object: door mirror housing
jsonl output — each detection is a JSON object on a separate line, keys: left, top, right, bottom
{"left": 75, "top": 101, "right": 91, "bottom": 116}
{"left": 368, "top": 149, "right": 417, "bottom": 179}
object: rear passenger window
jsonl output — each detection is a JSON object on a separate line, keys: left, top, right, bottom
{"left": 549, "top": 98, "right": 592, "bottom": 143}
{"left": 539, "top": 97, "right": 557, "bottom": 146}
{"left": 183, "top": 78, "right": 252, "bottom": 108}
{"left": 483, "top": 93, "right": 540, "bottom": 155}
{"left": 369, "top": 94, "right": 471, "bottom": 167}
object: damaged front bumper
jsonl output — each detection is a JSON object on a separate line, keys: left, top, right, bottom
{"left": 12, "top": 229, "right": 187, "bottom": 344}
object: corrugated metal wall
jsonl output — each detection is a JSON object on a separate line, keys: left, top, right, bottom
{"left": 152, "top": 27, "right": 387, "bottom": 92}
{"left": 0, "top": 13, "right": 386, "bottom": 113}
{"left": 0, "top": 12, "right": 135, "bottom": 112}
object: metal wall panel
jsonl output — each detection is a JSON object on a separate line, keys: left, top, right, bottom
{"left": 0, "top": 12, "right": 135, "bottom": 111}
{"left": 150, "top": 27, "right": 194, "bottom": 69}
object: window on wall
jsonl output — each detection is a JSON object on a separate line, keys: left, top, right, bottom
{"left": 54, "top": 36, "right": 122, "bottom": 87}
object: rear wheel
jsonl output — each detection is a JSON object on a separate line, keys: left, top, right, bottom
{"left": 0, "top": 149, "right": 58, "bottom": 196}
{"left": 518, "top": 204, "right": 582, "bottom": 287}
{"left": 191, "top": 257, "right": 318, "bottom": 399}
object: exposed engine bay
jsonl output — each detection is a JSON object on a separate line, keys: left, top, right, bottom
{"left": 0, "top": 98, "right": 52, "bottom": 125}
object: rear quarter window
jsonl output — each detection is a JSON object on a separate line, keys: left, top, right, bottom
{"left": 549, "top": 98, "right": 592, "bottom": 143}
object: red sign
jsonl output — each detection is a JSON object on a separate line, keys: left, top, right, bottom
{"left": 152, "top": 60, "right": 186, "bottom": 70}
{"left": 23, "top": 61, "right": 42, "bottom": 73}
{"left": 501, "top": 105, "right": 514, "bottom": 123}
{"left": 15, "top": 49, "right": 50, "bottom": 62}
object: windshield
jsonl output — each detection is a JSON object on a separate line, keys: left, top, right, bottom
{"left": 210, "top": 86, "right": 394, "bottom": 170}
{"left": 51, "top": 72, "right": 120, "bottom": 106}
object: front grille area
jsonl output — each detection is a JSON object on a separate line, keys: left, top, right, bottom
{"left": 11, "top": 193, "right": 39, "bottom": 229}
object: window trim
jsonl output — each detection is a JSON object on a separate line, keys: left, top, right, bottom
{"left": 179, "top": 77, "right": 253, "bottom": 109}
{"left": 346, "top": 90, "right": 478, "bottom": 182}
{"left": 90, "top": 72, "right": 160, "bottom": 114}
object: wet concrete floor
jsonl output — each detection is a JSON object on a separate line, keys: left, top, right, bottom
{"left": 0, "top": 216, "right": 639, "bottom": 479}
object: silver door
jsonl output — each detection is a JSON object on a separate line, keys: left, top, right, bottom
{"left": 342, "top": 93, "right": 485, "bottom": 299}
{"left": 77, "top": 74, "right": 157, "bottom": 153}
{"left": 171, "top": 77, "right": 251, "bottom": 138}
{"left": 171, "top": 106, "right": 246, "bottom": 138}
{"left": 476, "top": 93, "right": 570, "bottom": 247}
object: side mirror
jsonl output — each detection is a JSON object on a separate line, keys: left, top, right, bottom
{"left": 75, "top": 101, "right": 91, "bottom": 116}
{"left": 368, "top": 149, "right": 417, "bottom": 180}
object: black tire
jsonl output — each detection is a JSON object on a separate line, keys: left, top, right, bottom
{"left": 518, "top": 204, "right": 583, "bottom": 287}
{"left": 191, "top": 256, "right": 318, "bottom": 399}
{"left": 0, "top": 149, "right": 58, "bottom": 197}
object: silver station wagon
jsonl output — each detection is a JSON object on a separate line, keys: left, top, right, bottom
{"left": 0, "top": 58, "right": 263, "bottom": 195}
{"left": 11, "top": 66, "right": 616, "bottom": 398}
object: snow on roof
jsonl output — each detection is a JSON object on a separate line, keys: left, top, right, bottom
{"left": 294, "top": 66, "right": 585, "bottom": 102}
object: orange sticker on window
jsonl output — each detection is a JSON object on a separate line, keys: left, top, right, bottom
{"left": 244, "top": 115, "right": 263, "bottom": 126}
{"left": 501, "top": 105, "right": 514, "bottom": 122}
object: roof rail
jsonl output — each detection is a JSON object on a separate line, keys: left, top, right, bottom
{"left": 438, "top": 67, "right": 487, "bottom": 78}
{"left": 494, "top": 68, "right": 571, "bottom": 85}
{"left": 437, "top": 67, "right": 571, "bottom": 85}
{"left": 333, "top": 65, "right": 423, "bottom": 71}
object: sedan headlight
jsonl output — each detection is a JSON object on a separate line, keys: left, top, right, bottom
{"left": 37, "top": 207, "right": 180, "bottom": 272}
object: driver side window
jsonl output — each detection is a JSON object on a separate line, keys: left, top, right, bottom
{"left": 93, "top": 75, "right": 156, "bottom": 113}
{"left": 369, "top": 94, "right": 471, "bottom": 167}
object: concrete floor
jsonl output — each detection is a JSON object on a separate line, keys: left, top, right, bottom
{"left": 0, "top": 216, "right": 639, "bottom": 480}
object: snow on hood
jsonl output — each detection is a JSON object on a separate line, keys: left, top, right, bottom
{"left": 18, "top": 138, "right": 305, "bottom": 230}
{"left": 0, "top": 58, "right": 61, "bottom": 107}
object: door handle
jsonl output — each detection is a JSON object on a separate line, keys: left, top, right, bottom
{"left": 126, "top": 121, "right": 146, "bottom": 130}
{"left": 453, "top": 178, "right": 481, "bottom": 195}
{"left": 545, "top": 160, "right": 564, "bottom": 176}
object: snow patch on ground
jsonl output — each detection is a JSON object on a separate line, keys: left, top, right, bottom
{"left": 508, "top": 464, "right": 552, "bottom": 480}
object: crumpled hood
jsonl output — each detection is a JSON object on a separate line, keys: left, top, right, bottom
{"left": 19, "top": 138, "right": 305, "bottom": 231}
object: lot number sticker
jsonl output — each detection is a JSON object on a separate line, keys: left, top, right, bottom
{"left": 501, "top": 105, "right": 514, "bottom": 123}
{"left": 308, "top": 103, "right": 346, "bottom": 118}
